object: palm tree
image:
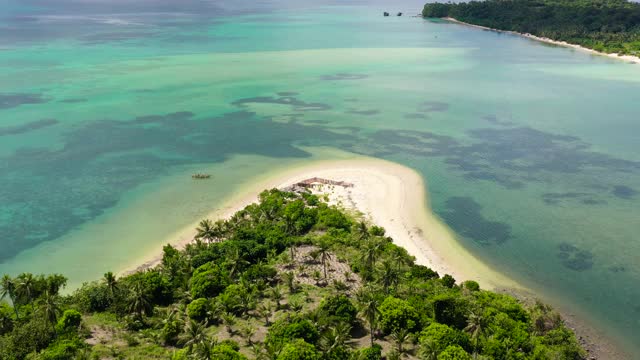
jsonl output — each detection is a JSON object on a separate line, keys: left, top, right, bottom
{"left": 307, "top": 250, "right": 321, "bottom": 264}
{"left": 317, "top": 242, "right": 332, "bottom": 280}
{"left": 162, "top": 306, "right": 185, "bottom": 342}
{"left": 38, "top": 290, "right": 61, "bottom": 332}
{"left": 288, "top": 298, "right": 303, "bottom": 314}
{"left": 103, "top": 272, "right": 119, "bottom": 300}
{"left": 269, "top": 286, "right": 283, "bottom": 310}
{"left": 222, "top": 312, "right": 236, "bottom": 335}
{"left": 256, "top": 302, "right": 273, "bottom": 326}
{"left": 127, "top": 281, "right": 153, "bottom": 319}
{"left": 16, "top": 273, "right": 36, "bottom": 305}
{"left": 288, "top": 241, "right": 298, "bottom": 265}
{"left": 45, "top": 274, "right": 67, "bottom": 296}
{"left": 359, "top": 294, "right": 381, "bottom": 347}
{"left": 265, "top": 338, "right": 285, "bottom": 360}
{"left": 390, "top": 248, "right": 409, "bottom": 272}
{"left": 226, "top": 247, "right": 249, "bottom": 278}
{"left": 251, "top": 343, "right": 268, "bottom": 360}
{"left": 465, "top": 310, "right": 489, "bottom": 357}
{"left": 361, "top": 240, "right": 381, "bottom": 271}
{"left": 379, "top": 260, "right": 400, "bottom": 293}
{"left": 181, "top": 319, "right": 208, "bottom": 354}
{"left": 391, "top": 327, "right": 411, "bottom": 356}
{"left": 319, "top": 322, "right": 352, "bottom": 354}
{"left": 282, "top": 272, "right": 297, "bottom": 294}
{"left": 76, "top": 349, "right": 93, "bottom": 360}
{"left": 0, "top": 275, "right": 19, "bottom": 319}
{"left": 194, "top": 337, "right": 218, "bottom": 360}
{"left": 208, "top": 300, "right": 224, "bottom": 324}
{"left": 240, "top": 325, "right": 256, "bottom": 346}
{"left": 418, "top": 338, "right": 440, "bottom": 360}
{"left": 195, "top": 219, "right": 215, "bottom": 243}
{"left": 356, "top": 221, "right": 370, "bottom": 240}
{"left": 237, "top": 289, "right": 256, "bottom": 317}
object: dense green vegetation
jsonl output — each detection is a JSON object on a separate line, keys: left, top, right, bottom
{"left": 1, "top": 189, "right": 585, "bottom": 359}
{"left": 423, "top": 0, "right": 640, "bottom": 56}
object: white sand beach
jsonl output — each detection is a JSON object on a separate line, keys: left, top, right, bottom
{"left": 444, "top": 17, "right": 640, "bottom": 65}
{"left": 123, "top": 157, "right": 518, "bottom": 291}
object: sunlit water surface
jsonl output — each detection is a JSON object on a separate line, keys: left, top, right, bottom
{"left": 1, "top": 0, "right": 639, "bottom": 354}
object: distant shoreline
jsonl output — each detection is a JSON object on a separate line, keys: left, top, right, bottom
{"left": 444, "top": 17, "right": 640, "bottom": 65}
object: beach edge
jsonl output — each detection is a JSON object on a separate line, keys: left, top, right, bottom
{"left": 442, "top": 17, "right": 640, "bottom": 64}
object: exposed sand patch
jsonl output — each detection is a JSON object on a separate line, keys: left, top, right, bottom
{"left": 275, "top": 244, "right": 363, "bottom": 293}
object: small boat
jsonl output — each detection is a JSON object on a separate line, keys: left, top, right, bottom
{"left": 383, "top": 12, "right": 389, "bottom": 16}
{"left": 192, "top": 173, "right": 211, "bottom": 179}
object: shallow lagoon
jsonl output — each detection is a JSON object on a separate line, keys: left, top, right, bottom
{"left": 1, "top": 0, "right": 640, "bottom": 354}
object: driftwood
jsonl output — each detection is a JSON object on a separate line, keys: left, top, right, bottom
{"left": 297, "top": 177, "right": 353, "bottom": 188}
{"left": 283, "top": 177, "right": 354, "bottom": 192}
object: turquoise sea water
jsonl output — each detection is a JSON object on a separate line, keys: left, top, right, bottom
{"left": 1, "top": 0, "right": 640, "bottom": 354}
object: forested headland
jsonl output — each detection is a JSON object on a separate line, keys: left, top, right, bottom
{"left": 1, "top": 189, "right": 585, "bottom": 359}
{"left": 423, "top": 0, "right": 640, "bottom": 57}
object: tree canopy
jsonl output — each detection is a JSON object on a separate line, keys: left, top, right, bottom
{"left": 0, "top": 189, "right": 585, "bottom": 359}
{"left": 423, "top": 0, "right": 640, "bottom": 56}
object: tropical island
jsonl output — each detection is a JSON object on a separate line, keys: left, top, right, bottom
{"left": 422, "top": 0, "right": 640, "bottom": 60}
{"left": 0, "top": 164, "right": 587, "bottom": 359}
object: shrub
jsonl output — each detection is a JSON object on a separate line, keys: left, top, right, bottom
{"left": 243, "top": 264, "right": 277, "bottom": 284}
{"left": 369, "top": 226, "right": 385, "bottom": 236}
{"left": 162, "top": 320, "right": 181, "bottom": 346}
{"left": 283, "top": 199, "right": 317, "bottom": 235}
{"left": 124, "top": 316, "right": 146, "bottom": 331}
{"left": 211, "top": 343, "right": 248, "bottom": 359}
{"left": 219, "top": 339, "right": 241, "bottom": 351}
{"left": 266, "top": 318, "right": 320, "bottom": 346}
{"left": 433, "top": 294, "right": 469, "bottom": 330}
{"left": 324, "top": 345, "right": 351, "bottom": 360}
{"left": 420, "top": 323, "right": 469, "bottom": 353}
{"left": 410, "top": 264, "right": 439, "bottom": 280}
{"left": 441, "top": 274, "right": 456, "bottom": 288}
{"left": 122, "top": 333, "right": 140, "bottom": 347}
{"left": 5, "top": 317, "right": 54, "bottom": 359}
{"left": 171, "top": 349, "right": 189, "bottom": 360}
{"left": 218, "top": 284, "right": 256, "bottom": 315}
{"left": 351, "top": 344, "right": 382, "bottom": 360}
{"left": 38, "top": 338, "right": 86, "bottom": 360}
{"left": 55, "top": 309, "right": 82, "bottom": 334}
{"left": 124, "top": 270, "right": 173, "bottom": 305}
{"left": 277, "top": 339, "right": 320, "bottom": 360}
{"left": 476, "top": 292, "right": 529, "bottom": 323}
{"left": 437, "top": 344, "right": 472, "bottom": 360}
{"left": 190, "top": 262, "right": 230, "bottom": 299}
{"left": 316, "top": 205, "right": 351, "bottom": 230}
{"left": 187, "top": 298, "right": 210, "bottom": 321}
{"left": 378, "top": 296, "right": 420, "bottom": 334}
{"left": 73, "top": 282, "right": 111, "bottom": 312}
{"left": 0, "top": 303, "right": 15, "bottom": 335}
{"left": 462, "top": 281, "right": 480, "bottom": 292}
{"left": 318, "top": 295, "right": 358, "bottom": 326}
